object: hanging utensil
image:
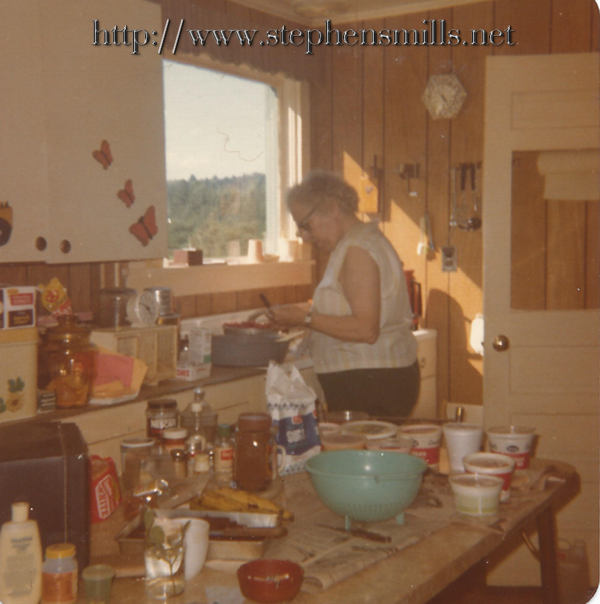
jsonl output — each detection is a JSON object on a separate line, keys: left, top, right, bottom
{"left": 449, "top": 166, "right": 458, "bottom": 229}
{"left": 457, "top": 164, "right": 470, "bottom": 229}
{"left": 466, "top": 163, "right": 482, "bottom": 231}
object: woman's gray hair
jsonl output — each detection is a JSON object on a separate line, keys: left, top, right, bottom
{"left": 286, "top": 171, "right": 359, "bottom": 215}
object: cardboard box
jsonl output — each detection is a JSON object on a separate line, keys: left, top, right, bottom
{"left": 176, "top": 361, "right": 211, "bottom": 381}
{"left": 172, "top": 249, "right": 203, "bottom": 266}
{"left": 0, "top": 286, "right": 36, "bottom": 329}
{"left": 189, "top": 328, "right": 212, "bottom": 365}
{"left": 0, "top": 422, "right": 90, "bottom": 572}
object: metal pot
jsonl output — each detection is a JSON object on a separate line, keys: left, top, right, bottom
{"left": 211, "top": 333, "right": 290, "bottom": 367}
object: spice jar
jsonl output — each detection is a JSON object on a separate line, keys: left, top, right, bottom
{"left": 145, "top": 399, "right": 179, "bottom": 442}
{"left": 234, "top": 413, "right": 282, "bottom": 492}
{"left": 41, "top": 543, "right": 78, "bottom": 604}
{"left": 41, "top": 315, "right": 97, "bottom": 408}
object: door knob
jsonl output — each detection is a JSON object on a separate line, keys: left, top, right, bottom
{"left": 493, "top": 335, "right": 510, "bottom": 352}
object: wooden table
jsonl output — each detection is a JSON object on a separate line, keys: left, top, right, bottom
{"left": 86, "top": 459, "right": 579, "bottom": 604}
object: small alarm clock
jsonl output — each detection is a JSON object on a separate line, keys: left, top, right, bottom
{"left": 126, "top": 290, "right": 159, "bottom": 327}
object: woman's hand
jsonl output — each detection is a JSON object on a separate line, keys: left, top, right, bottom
{"left": 268, "top": 305, "right": 309, "bottom": 329}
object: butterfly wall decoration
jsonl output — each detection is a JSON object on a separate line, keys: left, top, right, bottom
{"left": 92, "top": 140, "right": 113, "bottom": 170}
{"left": 130, "top": 205, "right": 158, "bottom": 247}
{"left": 117, "top": 179, "right": 135, "bottom": 207}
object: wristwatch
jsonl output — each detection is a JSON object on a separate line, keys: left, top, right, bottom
{"left": 304, "top": 310, "right": 314, "bottom": 327}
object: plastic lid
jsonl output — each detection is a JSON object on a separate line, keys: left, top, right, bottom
{"left": 121, "top": 437, "right": 155, "bottom": 449}
{"left": 193, "top": 387, "right": 205, "bottom": 402}
{"left": 11, "top": 502, "right": 29, "bottom": 523}
{"left": 217, "top": 424, "right": 231, "bottom": 438}
{"left": 147, "top": 398, "right": 177, "bottom": 410}
{"left": 163, "top": 427, "right": 188, "bottom": 440}
{"left": 237, "top": 412, "right": 272, "bottom": 433}
{"left": 46, "top": 543, "right": 76, "bottom": 559}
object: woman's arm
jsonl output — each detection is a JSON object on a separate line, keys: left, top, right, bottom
{"left": 270, "top": 245, "right": 381, "bottom": 344}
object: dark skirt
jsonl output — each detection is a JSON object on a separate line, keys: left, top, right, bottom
{"left": 317, "top": 360, "right": 421, "bottom": 418}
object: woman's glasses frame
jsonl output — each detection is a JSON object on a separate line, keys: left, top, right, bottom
{"left": 296, "top": 200, "right": 323, "bottom": 233}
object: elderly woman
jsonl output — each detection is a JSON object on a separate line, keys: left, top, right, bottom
{"left": 270, "top": 171, "right": 420, "bottom": 417}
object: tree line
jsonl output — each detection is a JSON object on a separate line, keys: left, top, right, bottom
{"left": 167, "top": 173, "right": 266, "bottom": 258}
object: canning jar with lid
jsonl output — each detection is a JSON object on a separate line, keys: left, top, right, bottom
{"left": 145, "top": 399, "right": 179, "bottom": 441}
{"left": 233, "top": 413, "right": 284, "bottom": 492}
{"left": 40, "top": 315, "right": 97, "bottom": 408}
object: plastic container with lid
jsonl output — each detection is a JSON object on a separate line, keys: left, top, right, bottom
{"left": 41, "top": 543, "right": 78, "bottom": 604}
{"left": 40, "top": 315, "right": 97, "bottom": 408}
{"left": 162, "top": 427, "right": 188, "bottom": 454}
{"left": 146, "top": 399, "right": 179, "bottom": 441}
{"left": 180, "top": 387, "right": 219, "bottom": 445}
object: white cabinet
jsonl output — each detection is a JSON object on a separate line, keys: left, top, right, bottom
{"left": 0, "top": 0, "right": 168, "bottom": 263}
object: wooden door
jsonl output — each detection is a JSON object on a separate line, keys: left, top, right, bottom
{"left": 482, "top": 53, "right": 599, "bottom": 585}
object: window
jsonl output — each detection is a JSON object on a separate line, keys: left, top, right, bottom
{"left": 162, "top": 59, "right": 305, "bottom": 263}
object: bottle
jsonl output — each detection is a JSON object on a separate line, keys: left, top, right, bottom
{"left": 180, "top": 388, "right": 219, "bottom": 445}
{"left": 213, "top": 424, "right": 235, "bottom": 485}
{"left": 0, "top": 502, "right": 43, "bottom": 604}
{"left": 41, "top": 543, "right": 78, "bottom": 604}
{"left": 558, "top": 539, "right": 590, "bottom": 604}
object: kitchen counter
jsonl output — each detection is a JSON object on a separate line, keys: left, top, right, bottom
{"left": 82, "top": 458, "right": 579, "bottom": 604}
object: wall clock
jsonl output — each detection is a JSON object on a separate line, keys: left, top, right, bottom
{"left": 422, "top": 73, "right": 467, "bottom": 120}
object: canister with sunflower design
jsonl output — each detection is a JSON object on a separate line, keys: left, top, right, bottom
{"left": 0, "top": 327, "right": 38, "bottom": 422}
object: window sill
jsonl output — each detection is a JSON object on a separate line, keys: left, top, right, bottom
{"left": 125, "top": 259, "right": 314, "bottom": 296}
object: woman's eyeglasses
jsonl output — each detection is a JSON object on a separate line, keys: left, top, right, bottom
{"left": 296, "top": 200, "right": 323, "bottom": 233}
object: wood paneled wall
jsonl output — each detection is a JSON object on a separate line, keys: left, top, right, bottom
{"left": 1, "top": 0, "right": 597, "bottom": 411}
{"left": 309, "top": 0, "right": 599, "bottom": 411}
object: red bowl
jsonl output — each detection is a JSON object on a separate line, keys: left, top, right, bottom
{"left": 237, "top": 559, "right": 304, "bottom": 603}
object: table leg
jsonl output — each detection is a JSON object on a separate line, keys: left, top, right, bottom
{"left": 537, "top": 505, "right": 559, "bottom": 604}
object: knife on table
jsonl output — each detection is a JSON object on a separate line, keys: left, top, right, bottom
{"left": 316, "top": 523, "right": 392, "bottom": 543}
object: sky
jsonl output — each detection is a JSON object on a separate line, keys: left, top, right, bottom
{"left": 162, "top": 60, "right": 270, "bottom": 181}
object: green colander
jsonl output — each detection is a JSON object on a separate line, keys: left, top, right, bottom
{"left": 305, "top": 450, "right": 427, "bottom": 528}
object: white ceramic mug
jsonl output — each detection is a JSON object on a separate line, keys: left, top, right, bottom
{"left": 443, "top": 423, "right": 483, "bottom": 473}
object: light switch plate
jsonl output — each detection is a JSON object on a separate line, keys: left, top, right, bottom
{"left": 442, "top": 246, "right": 457, "bottom": 272}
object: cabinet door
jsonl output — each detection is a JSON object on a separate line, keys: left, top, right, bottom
{"left": 0, "top": 3, "right": 50, "bottom": 262}
{"left": 42, "top": 0, "right": 168, "bottom": 263}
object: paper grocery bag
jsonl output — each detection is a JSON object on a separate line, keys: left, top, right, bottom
{"left": 266, "top": 362, "right": 321, "bottom": 474}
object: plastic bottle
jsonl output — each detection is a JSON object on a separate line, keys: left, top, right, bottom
{"left": 213, "top": 424, "right": 235, "bottom": 485}
{"left": 41, "top": 543, "right": 78, "bottom": 604}
{"left": 0, "top": 502, "right": 43, "bottom": 604}
{"left": 180, "top": 387, "right": 219, "bottom": 445}
{"left": 558, "top": 539, "right": 590, "bottom": 604}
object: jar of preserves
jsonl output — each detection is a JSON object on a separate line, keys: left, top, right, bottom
{"left": 145, "top": 399, "right": 179, "bottom": 442}
{"left": 41, "top": 315, "right": 97, "bottom": 408}
{"left": 233, "top": 413, "right": 284, "bottom": 492}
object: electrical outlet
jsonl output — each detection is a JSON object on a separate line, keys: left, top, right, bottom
{"left": 442, "top": 246, "right": 457, "bottom": 272}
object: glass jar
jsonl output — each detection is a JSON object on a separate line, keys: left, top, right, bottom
{"left": 41, "top": 315, "right": 97, "bottom": 408}
{"left": 233, "top": 413, "right": 278, "bottom": 492}
{"left": 162, "top": 428, "right": 188, "bottom": 455}
{"left": 146, "top": 399, "right": 179, "bottom": 442}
